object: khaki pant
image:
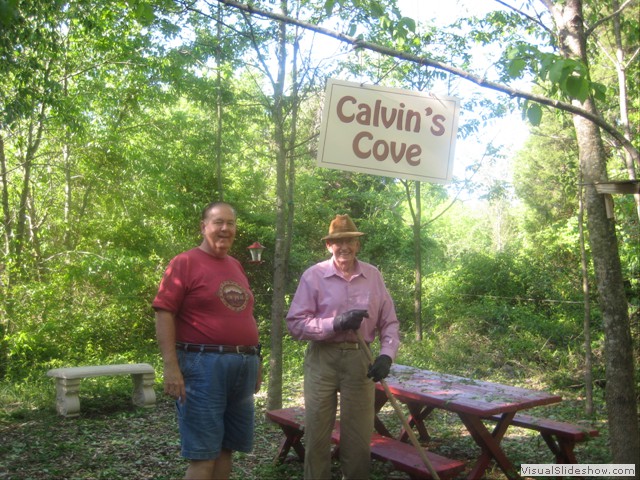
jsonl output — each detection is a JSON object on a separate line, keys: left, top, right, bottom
{"left": 303, "top": 341, "right": 375, "bottom": 480}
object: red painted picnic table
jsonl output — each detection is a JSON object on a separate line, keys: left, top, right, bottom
{"left": 374, "top": 364, "right": 563, "bottom": 479}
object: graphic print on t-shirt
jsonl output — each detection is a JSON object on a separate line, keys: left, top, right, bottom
{"left": 218, "top": 280, "right": 249, "bottom": 312}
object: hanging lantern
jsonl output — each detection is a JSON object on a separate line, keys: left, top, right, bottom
{"left": 247, "top": 241, "right": 265, "bottom": 263}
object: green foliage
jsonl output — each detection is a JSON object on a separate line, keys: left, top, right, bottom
{"left": 2, "top": 252, "right": 159, "bottom": 381}
{"left": 502, "top": 44, "right": 600, "bottom": 108}
{"left": 419, "top": 242, "right": 597, "bottom": 388}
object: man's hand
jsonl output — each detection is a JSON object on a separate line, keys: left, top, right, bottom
{"left": 333, "top": 309, "right": 369, "bottom": 331}
{"left": 163, "top": 362, "right": 186, "bottom": 403}
{"left": 367, "top": 355, "right": 392, "bottom": 382}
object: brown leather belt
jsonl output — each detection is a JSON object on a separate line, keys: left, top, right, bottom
{"left": 320, "top": 341, "right": 361, "bottom": 350}
{"left": 176, "top": 342, "right": 260, "bottom": 355}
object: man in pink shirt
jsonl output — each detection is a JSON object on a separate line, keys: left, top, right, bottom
{"left": 286, "top": 214, "right": 400, "bottom": 480}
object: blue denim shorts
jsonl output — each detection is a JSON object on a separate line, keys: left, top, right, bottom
{"left": 176, "top": 350, "right": 259, "bottom": 460}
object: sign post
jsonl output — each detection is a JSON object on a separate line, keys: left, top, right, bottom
{"left": 317, "top": 79, "right": 460, "bottom": 184}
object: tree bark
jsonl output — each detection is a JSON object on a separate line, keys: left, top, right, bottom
{"left": 215, "top": 1, "right": 224, "bottom": 201}
{"left": 1, "top": 134, "right": 11, "bottom": 257}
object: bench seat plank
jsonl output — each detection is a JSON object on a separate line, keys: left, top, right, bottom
{"left": 47, "top": 363, "right": 155, "bottom": 379}
{"left": 494, "top": 413, "right": 599, "bottom": 440}
{"left": 370, "top": 432, "right": 466, "bottom": 479}
{"left": 488, "top": 413, "right": 598, "bottom": 464}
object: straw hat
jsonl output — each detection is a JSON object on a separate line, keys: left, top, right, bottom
{"left": 322, "top": 214, "right": 365, "bottom": 240}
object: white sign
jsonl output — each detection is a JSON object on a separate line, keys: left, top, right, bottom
{"left": 317, "top": 79, "right": 460, "bottom": 183}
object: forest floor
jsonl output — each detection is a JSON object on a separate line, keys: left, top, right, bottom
{"left": 0, "top": 377, "right": 611, "bottom": 480}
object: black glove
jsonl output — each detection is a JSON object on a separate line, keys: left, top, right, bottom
{"left": 332, "top": 309, "right": 369, "bottom": 331}
{"left": 367, "top": 355, "right": 392, "bottom": 382}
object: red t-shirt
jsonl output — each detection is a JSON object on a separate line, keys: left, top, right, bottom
{"left": 152, "top": 248, "right": 259, "bottom": 346}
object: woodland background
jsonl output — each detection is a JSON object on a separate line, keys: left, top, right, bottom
{"left": 1, "top": 0, "right": 638, "bottom": 472}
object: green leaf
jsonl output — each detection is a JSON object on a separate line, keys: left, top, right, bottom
{"left": 324, "top": 0, "right": 336, "bottom": 16}
{"left": 507, "top": 58, "right": 526, "bottom": 78}
{"left": 369, "top": 1, "right": 385, "bottom": 17}
{"left": 538, "top": 54, "right": 556, "bottom": 80}
{"left": 566, "top": 75, "right": 589, "bottom": 102}
{"left": 548, "top": 60, "right": 567, "bottom": 83}
{"left": 0, "top": 0, "right": 19, "bottom": 28}
{"left": 135, "top": 3, "right": 155, "bottom": 26}
{"left": 526, "top": 103, "right": 543, "bottom": 126}
{"left": 400, "top": 16, "right": 416, "bottom": 34}
{"left": 591, "top": 82, "right": 607, "bottom": 102}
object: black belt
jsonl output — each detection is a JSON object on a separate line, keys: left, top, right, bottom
{"left": 177, "top": 342, "right": 260, "bottom": 355}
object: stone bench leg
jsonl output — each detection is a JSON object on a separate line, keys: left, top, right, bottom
{"left": 131, "top": 372, "right": 156, "bottom": 408}
{"left": 54, "top": 377, "right": 82, "bottom": 417}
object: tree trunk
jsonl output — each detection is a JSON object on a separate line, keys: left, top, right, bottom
{"left": 578, "top": 178, "right": 593, "bottom": 415}
{"left": 548, "top": 0, "right": 639, "bottom": 464}
{"left": 403, "top": 180, "right": 423, "bottom": 340}
{"left": 215, "top": 1, "right": 224, "bottom": 201}
{"left": 285, "top": 24, "right": 300, "bottom": 276}
{"left": 414, "top": 181, "right": 422, "bottom": 341}
{"left": 266, "top": 0, "right": 289, "bottom": 411}
{"left": 1, "top": 134, "right": 11, "bottom": 257}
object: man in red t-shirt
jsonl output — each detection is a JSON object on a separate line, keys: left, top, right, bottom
{"left": 153, "top": 202, "right": 261, "bottom": 480}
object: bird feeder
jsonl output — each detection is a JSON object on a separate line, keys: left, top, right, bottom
{"left": 247, "top": 242, "right": 265, "bottom": 263}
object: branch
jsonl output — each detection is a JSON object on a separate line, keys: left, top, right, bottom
{"left": 585, "top": 0, "right": 637, "bottom": 37}
{"left": 493, "top": 0, "right": 553, "bottom": 36}
{"left": 626, "top": 46, "right": 640, "bottom": 69}
{"left": 214, "top": 0, "right": 639, "bottom": 165}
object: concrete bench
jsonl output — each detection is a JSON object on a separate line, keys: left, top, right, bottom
{"left": 487, "top": 413, "right": 599, "bottom": 463}
{"left": 47, "top": 363, "right": 156, "bottom": 417}
{"left": 267, "top": 406, "right": 466, "bottom": 479}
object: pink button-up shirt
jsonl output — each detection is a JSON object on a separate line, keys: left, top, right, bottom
{"left": 286, "top": 257, "right": 400, "bottom": 360}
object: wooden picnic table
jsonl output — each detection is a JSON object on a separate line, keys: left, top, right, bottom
{"left": 374, "top": 364, "right": 563, "bottom": 480}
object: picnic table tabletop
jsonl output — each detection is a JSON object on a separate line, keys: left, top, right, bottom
{"left": 378, "top": 363, "right": 562, "bottom": 416}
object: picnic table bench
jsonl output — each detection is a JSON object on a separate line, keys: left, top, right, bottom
{"left": 485, "top": 413, "right": 599, "bottom": 464}
{"left": 393, "top": 408, "right": 599, "bottom": 465}
{"left": 47, "top": 363, "right": 156, "bottom": 417}
{"left": 266, "top": 406, "right": 466, "bottom": 479}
